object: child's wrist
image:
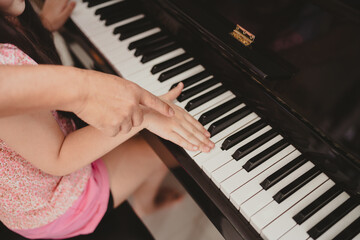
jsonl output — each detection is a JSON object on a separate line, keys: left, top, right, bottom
{"left": 140, "top": 107, "right": 151, "bottom": 130}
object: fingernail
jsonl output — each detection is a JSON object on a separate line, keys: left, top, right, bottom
{"left": 193, "top": 146, "right": 198, "bottom": 151}
{"left": 203, "top": 146, "right": 210, "bottom": 152}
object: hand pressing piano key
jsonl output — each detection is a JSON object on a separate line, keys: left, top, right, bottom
{"left": 144, "top": 83, "right": 215, "bottom": 152}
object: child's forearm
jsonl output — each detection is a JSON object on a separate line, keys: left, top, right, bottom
{"left": 45, "top": 124, "right": 145, "bottom": 176}
{"left": 0, "top": 65, "right": 85, "bottom": 116}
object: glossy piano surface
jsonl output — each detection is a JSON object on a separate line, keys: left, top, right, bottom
{"left": 63, "top": 0, "right": 360, "bottom": 239}
{"left": 200, "top": 0, "right": 360, "bottom": 162}
{"left": 147, "top": 0, "right": 360, "bottom": 160}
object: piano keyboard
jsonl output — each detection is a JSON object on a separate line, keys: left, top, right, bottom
{"left": 71, "top": 1, "right": 360, "bottom": 239}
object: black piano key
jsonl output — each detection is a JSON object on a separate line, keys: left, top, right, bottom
{"left": 333, "top": 216, "right": 360, "bottom": 240}
{"left": 113, "top": 17, "right": 153, "bottom": 35}
{"left": 273, "top": 167, "right": 321, "bottom": 203}
{"left": 221, "top": 119, "right": 266, "bottom": 150}
{"left": 135, "top": 37, "right": 174, "bottom": 57}
{"left": 243, "top": 139, "right": 290, "bottom": 172}
{"left": 96, "top": 1, "right": 137, "bottom": 17}
{"left": 158, "top": 59, "right": 199, "bottom": 82}
{"left": 260, "top": 155, "right": 307, "bottom": 190}
{"left": 128, "top": 32, "right": 168, "bottom": 50}
{"left": 170, "top": 71, "right": 211, "bottom": 89}
{"left": 185, "top": 86, "right": 227, "bottom": 112}
{"left": 177, "top": 78, "right": 218, "bottom": 102}
{"left": 199, "top": 98, "right": 242, "bottom": 126}
{"left": 141, "top": 43, "right": 179, "bottom": 63}
{"left": 232, "top": 129, "right": 277, "bottom": 160}
{"left": 307, "top": 197, "right": 359, "bottom": 239}
{"left": 208, "top": 106, "right": 251, "bottom": 137}
{"left": 97, "top": 1, "right": 137, "bottom": 19}
{"left": 293, "top": 185, "right": 342, "bottom": 224}
{"left": 105, "top": 9, "right": 142, "bottom": 26}
{"left": 119, "top": 23, "right": 156, "bottom": 40}
{"left": 88, "top": 0, "right": 110, "bottom": 8}
{"left": 151, "top": 53, "right": 191, "bottom": 74}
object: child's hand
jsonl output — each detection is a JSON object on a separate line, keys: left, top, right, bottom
{"left": 143, "top": 83, "right": 215, "bottom": 152}
{"left": 40, "top": 0, "right": 76, "bottom": 32}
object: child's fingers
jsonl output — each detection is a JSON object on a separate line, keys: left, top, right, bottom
{"left": 161, "top": 82, "right": 183, "bottom": 102}
{"left": 180, "top": 121, "right": 214, "bottom": 149}
{"left": 167, "top": 131, "right": 199, "bottom": 151}
{"left": 141, "top": 90, "right": 174, "bottom": 117}
{"left": 59, "top": 1, "right": 76, "bottom": 20}
{"left": 184, "top": 112, "right": 211, "bottom": 137}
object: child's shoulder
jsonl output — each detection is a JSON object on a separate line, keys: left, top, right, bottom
{"left": 0, "top": 43, "right": 37, "bottom": 65}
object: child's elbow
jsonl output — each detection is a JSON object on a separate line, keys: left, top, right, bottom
{"left": 39, "top": 161, "right": 74, "bottom": 177}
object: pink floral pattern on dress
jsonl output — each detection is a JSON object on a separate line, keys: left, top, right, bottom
{"left": 0, "top": 43, "right": 91, "bottom": 229}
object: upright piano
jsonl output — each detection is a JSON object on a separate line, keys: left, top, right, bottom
{"left": 62, "top": 0, "right": 360, "bottom": 239}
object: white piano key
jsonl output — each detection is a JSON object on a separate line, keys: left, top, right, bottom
{"left": 220, "top": 145, "right": 296, "bottom": 198}
{"left": 154, "top": 74, "right": 214, "bottom": 96}
{"left": 241, "top": 190, "right": 274, "bottom": 221}
{"left": 250, "top": 173, "right": 329, "bottom": 233}
{"left": 120, "top": 49, "right": 187, "bottom": 77}
{"left": 171, "top": 82, "right": 222, "bottom": 108}
{"left": 90, "top": 15, "right": 145, "bottom": 41}
{"left": 182, "top": 75, "right": 215, "bottom": 90}
{"left": 239, "top": 161, "right": 315, "bottom": 220}
{"left": 88, "top": 29, "right": 162, "bottom": 71}
{"left": 104, "top": 48, "right": 137, "bottom": 66}
{"left": 143, "top": 65, "right": 207, "bottom": 94}
{"left": 79, "top": 15, "right": 135, "bottom": 39}
{"left": 188, "top": 99, "right": 244, "bottom": 162}
{"left": 211, "top": 135, "right": 284, "bottom": 187}
{"left": 183, "top": 91, "right": 236, "bottom": 117}
{"left": 229, "top": 150, "right": 302, "bottom": 209}
{"left": 72, "top": 0, "right": 123, "bottom": 26}
{"left": 260, "top": 179, "right": 335, "bottom": 240}
{"left": 195, "top": 118, "right": 260, "bottom": 170}
{"left": 202, "top": 124, "right": 271, "bottom": 175}
{"left": 202, "top": 103, "right": 246, "bottom": 128}
{"left": 209, "top": 112, "right": 259, "bottom": 142}
{"left": 317, "top": 205, "right": 360, "bottom": 240}
{"left": 193, "top": 141, "right": 224, "bottom": 166}
{"left": 135, "top": 59, "right": 199, "bottom": 91}
{"left": 125, "top": 57, "right": 199, "bottom": 87}
{"left": 184, "top": 111, "right": 258, "bottom": 159}
{"left": 197, "top": 118, "right": 262, "bottom": 165}
{"left": 184, "top": 110, "right": 257, "bottom": 157}
{"left": 282, "top": 192, "right": 350, "bottom": 239}
{"left": 278, "top": 225, "right": 309, "bottom": 240}
{"left": 102, "top": 28, "right": 161, "bottom": 60}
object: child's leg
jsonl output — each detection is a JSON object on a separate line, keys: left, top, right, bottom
{"left": 102, "top": 134, "right": 181, "bottom": 215}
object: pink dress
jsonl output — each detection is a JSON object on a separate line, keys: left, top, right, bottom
{"left": 0, "top": 43, "right": 110, "bottom": 239}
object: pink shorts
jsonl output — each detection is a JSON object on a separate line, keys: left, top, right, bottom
{"left": 13, "top": 159, "right": 110, "bottom": 239}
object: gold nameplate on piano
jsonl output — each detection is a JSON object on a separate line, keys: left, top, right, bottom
{"left": 230, "top": 24, "right": 255, "bottom": 46}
